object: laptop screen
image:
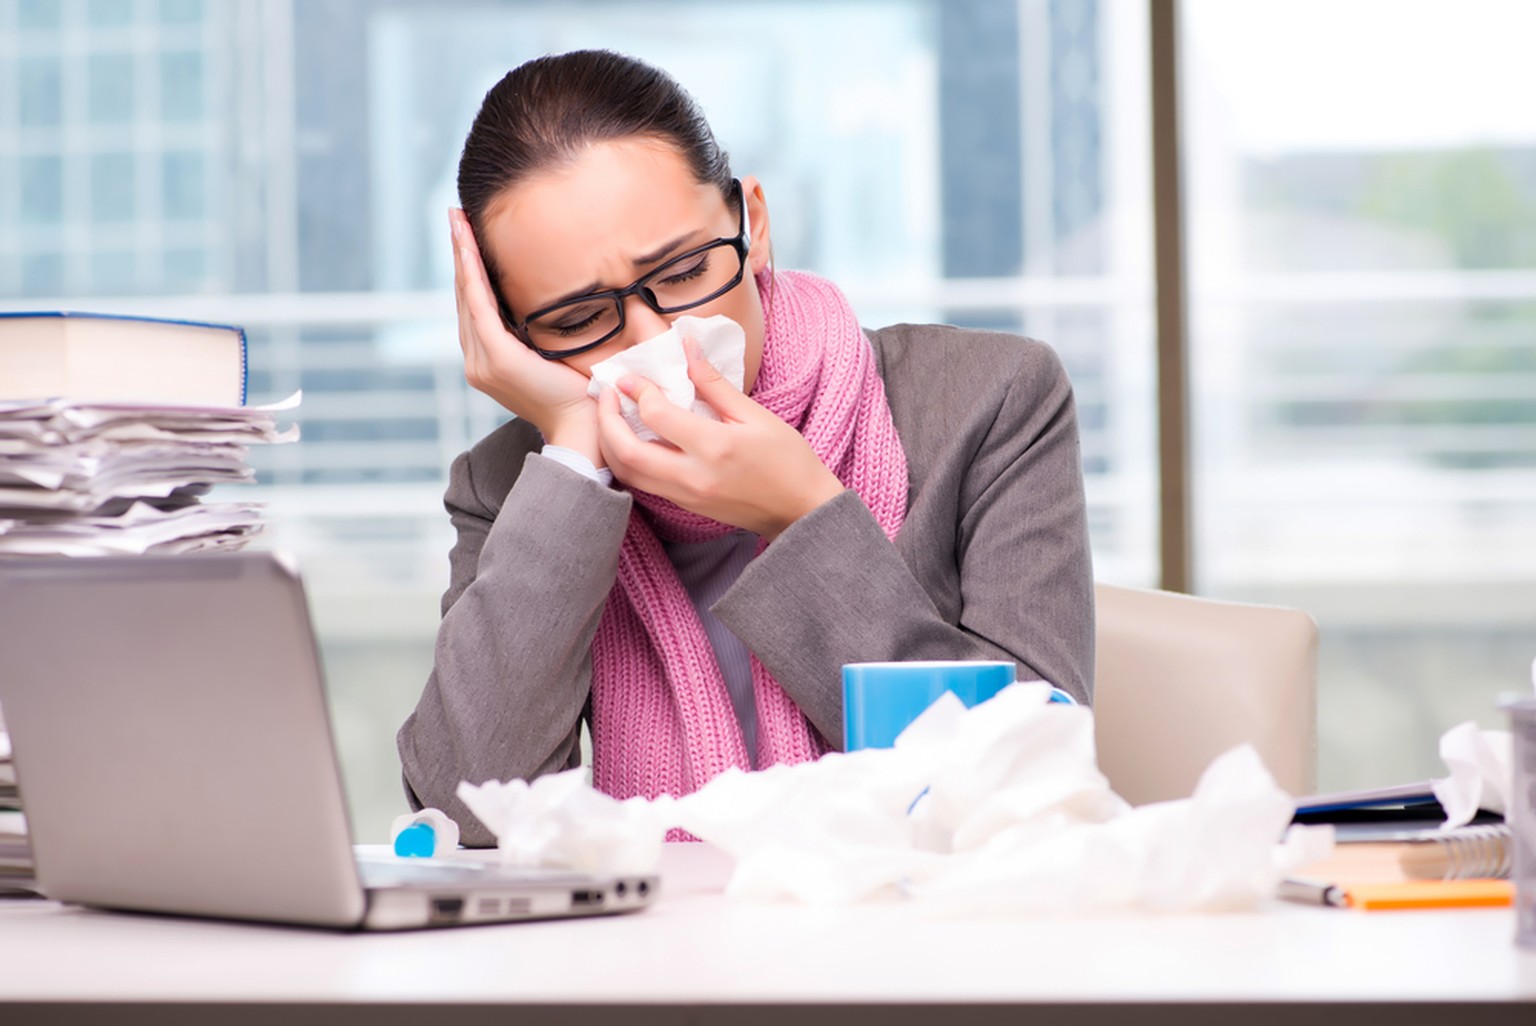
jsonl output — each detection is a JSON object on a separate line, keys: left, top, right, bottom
{"left": 0, "top": 553, "right": 368, "bottom": 927}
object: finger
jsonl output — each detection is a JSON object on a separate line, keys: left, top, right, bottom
{"left": 450, "top": 210, "right": 465, "bottom": 295}
{"left": 681, "top": 335, "right": 756, "bottom": 421}
{"left": 619, "top": 374, "right": 717, "bottom": 454}
{"left": 450, "top": 211, "right": 466, "bottom": 302}
{"left": 450, "top": 212, "right": 472, "bottom": 356}
{"left": 450, "top": 212, "right": 474, "bottom": 322}
{"left": 596, "top": 384, "right": 685, "bottom": 485}
{"left": 452, "top": 216, "right": 509, "bottom": 340}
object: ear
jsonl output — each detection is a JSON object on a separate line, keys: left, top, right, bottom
{"left": 739, "top": 175, "right": 773, "bottom": 274}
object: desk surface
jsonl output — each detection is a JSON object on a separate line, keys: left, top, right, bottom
{"left": 2, "top": 844, "right": 1534, "bottom": 1024}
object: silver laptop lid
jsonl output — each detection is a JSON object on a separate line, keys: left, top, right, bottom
{"left": 0, "top": 552, "right": 367, "bottom": 928}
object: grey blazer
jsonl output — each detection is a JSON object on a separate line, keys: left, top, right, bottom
{"left": 398, "top": 323, "right": 1095, "bottom": 843}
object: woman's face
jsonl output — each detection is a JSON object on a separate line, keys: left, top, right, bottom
{"left": 480, "top": 137, "right": 772, "bottom": 390}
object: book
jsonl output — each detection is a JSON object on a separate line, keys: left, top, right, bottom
{"left": 0, "top": 312, "right": 247, "bottom": 407}
{"left": 1297, "top": 822, "right": 1511, "bottom": 885}
{"left": 1292, "top": 780, "right": 1440, "bottom": 818}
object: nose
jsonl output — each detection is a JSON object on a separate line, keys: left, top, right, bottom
{"left": 618, "top": 291, "right": 673, "bottom": 345}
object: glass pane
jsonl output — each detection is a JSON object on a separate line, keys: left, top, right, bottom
{"left": 162, "top": 246, "right": 206, "bottom": 290}
{"left": 18, "top": 0, "right": 62, "bottom": 30}
{"left": 159, "top": 0, "right": 203, "bottom": 25}
{"left": 21, "top": 252, "right": 64, "bottom": 295}
{"left": 91, "top": 249, "right": 137, "bottom": 293}
{"left": 160, "top": 51, "right": 204, "bottom": 121}
{"left": 19, "top": 155, "right": 63, "bottom": 224}
{"left": 89, "top": 52, "right": 136, "bottom": 123}
{"left": 18, "top": 56, "right": 63, "bottom": 127}
{"left": 88, "top": 0, "right": 135, "bottom": 27}
{"left": 162, "top": 247, "right": 207, "bottom": 290}
{"left": 162, "top": 150, "right": 204, "bottom": 218}
{"left": 1183, "top": 0, "right": 1536, "bottom": 791}
{"left": 91, "top": 152, "right": 135, "bottom": 221}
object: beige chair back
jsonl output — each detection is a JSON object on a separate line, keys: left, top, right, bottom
{"left": 1092, "top": 583, "right": 1318, "bottom": 805}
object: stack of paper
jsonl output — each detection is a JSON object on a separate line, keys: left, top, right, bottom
{"left": 0, "top": 393, "right": 299, "bottom": 556}
{"left": 0, "top": 813, "right": 32, "bottom": 897}
{"left": 0, "top": 713, "right": 30, "bottom": 895}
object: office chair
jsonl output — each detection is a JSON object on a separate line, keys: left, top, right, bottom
{"left": 1092, "top": 583, "right": 1318, "bottom": 805}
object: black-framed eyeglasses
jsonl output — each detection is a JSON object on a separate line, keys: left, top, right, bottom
{"left": 507, "top": 180, "right": 750, "bottom": 360}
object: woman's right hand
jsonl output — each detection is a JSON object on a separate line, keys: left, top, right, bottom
{"left": 450, "top": 208, "right": 600, "bottom": 462}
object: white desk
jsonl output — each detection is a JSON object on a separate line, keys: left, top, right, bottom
{"left": 1, "top": 844, "right": 1534, "bottom": 1024}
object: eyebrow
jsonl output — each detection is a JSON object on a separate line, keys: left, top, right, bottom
{"left": 538, "top": 229, "right": 708, "bottom": 309}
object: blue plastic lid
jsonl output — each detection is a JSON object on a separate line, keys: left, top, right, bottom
{"left": 393, "top": 821, "right": 436, "bottom": 858}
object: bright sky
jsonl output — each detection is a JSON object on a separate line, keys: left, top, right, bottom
{"left": 1185, "top": 0, "right": 1536, "bottom": 155}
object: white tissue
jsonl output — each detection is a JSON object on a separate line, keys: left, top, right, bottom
{"left": 585, "top": 314, "right": 747, "bottom": 442}
{"left": 1427, "top": 659, "right": 1533, "bottom": 826}
{"left": 583, "top": 313, "right": 746, "bottom": 442}
{"left": 457, "top": 681, "right": 1315, "bottom": 914}
{"left": 685, "top": 686, "right": 1303, "bottom": 912}
{"left": 455, "top": 771, "right": 668, "bottom": 876}
{"left": 1431, "top": 721, "right": 1514, "bottom": 825}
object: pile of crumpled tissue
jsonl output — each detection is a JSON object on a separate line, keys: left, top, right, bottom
{"left": 458, "top": 683, "right": 1336, "bottom": 914}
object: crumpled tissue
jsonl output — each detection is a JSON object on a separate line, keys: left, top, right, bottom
{"left": 1428, "top": 657, "right": 1533, "bottom": 826}
{"left": 1432, "top": 722, "right": 1512, "bottom": 826}
{"left": 585, "top": 314, "right": 746, "bottom": 442}
{"left": 457, "top": 683, "right": 1327, "bottom": 913}
{"left": 456, "top": 767, "right": 668, "bottom": 875}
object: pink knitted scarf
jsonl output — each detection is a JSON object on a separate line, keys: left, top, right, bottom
{"left": 588, "top": 269, "right": 909, "bottom": 802}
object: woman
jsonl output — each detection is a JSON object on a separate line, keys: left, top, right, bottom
{"left": 398, "top": 49, "right": 1094, "bottom": 843}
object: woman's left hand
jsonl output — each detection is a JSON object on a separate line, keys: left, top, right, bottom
{"left": 596, "top": 337, "right": 845, "bottom": 539}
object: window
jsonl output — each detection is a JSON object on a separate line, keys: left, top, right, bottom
{"left": 1183, "top": 0, "right": 1536, "bottom": 787}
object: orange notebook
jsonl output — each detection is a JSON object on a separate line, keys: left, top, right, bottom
{"left": 1342, "top": 879, "right": 1514, "bottom": 910}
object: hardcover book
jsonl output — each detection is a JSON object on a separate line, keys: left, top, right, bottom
{"left": 0, "top": 312, "right": 247, "bottom": 407}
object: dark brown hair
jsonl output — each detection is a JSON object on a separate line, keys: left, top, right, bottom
{"left": 457, "top": 49, "right": 734, "bottom": 314}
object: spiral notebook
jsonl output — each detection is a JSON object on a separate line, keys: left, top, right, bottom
{"left": 1299, "top": 822, "right": 1511, "bottom": 885}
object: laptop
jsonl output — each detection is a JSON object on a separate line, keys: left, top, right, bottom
{"left": 0, "top": 551, "right": 657, "bottom": 930}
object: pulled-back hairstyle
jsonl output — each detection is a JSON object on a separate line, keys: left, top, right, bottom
{"left": 457, "top": 49, "right": 734, "bottom": 315}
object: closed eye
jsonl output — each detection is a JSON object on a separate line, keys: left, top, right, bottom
{"left": 547, "top": 305, "right": 608, "bottom": 337}
{"left": 552, "top": 316, "right": 601, "bottom": 337}
{"left": 656, "top": 254, "right": 710, "bottom": 287}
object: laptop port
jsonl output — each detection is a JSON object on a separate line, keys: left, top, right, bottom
{"left": 430, "top": 896, "right": 465, "bottom": 923}
{"left": 570, "top": 889, "right": 603, "bottom": 907}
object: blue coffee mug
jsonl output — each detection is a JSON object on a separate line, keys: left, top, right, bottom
{"left": 842, "top": 660, "right": 1017, "bottom": 751}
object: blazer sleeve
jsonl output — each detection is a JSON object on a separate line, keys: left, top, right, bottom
{"left": 712, "top": 334, "right": 1095, "bottom": 746}
{"left": 396, "top": 441, "right": 632, "bottom": 845}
